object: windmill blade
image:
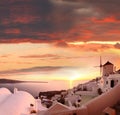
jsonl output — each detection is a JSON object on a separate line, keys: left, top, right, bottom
{"left": 94, "top": 56, "right": 103, "bottom": 76}
{"left": 100, "top": 56, "right": 103, "bottom": 75}
{"left": 100, "top": 66, "right": 102, "bottom": 75}
{"left": 94, "top": 65, "right": 103, "bottom": 68}
{"left": 94, "top": 66, "right": 100, "bottom": 67}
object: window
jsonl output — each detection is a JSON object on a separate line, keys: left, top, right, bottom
{"left": 111, "top": 80, "right": 114, "bottom": 88}
{"left": 106, "top": 81, "right": 108, "bottom": 84}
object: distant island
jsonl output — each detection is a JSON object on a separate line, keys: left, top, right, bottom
{"left": 0, "top": 78, "right": 48, "bottom": 84}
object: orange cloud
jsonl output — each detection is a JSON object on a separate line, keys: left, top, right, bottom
{"left": 20, "top": 54, "right": 60, "bottom": 59}
{"left": 114, "top": 43, "right": 120, "bottom": 49}
{"left": 5, "top": 28, "right": 21, "bottom": 34}
{"left": 68, "top": 43, "right": 113, "bottom": 52}
{"left": 54, "top": 41, "right": 69, "bottom": 47}
{"left": 106, "top": 30, "right": 120, "bottom": 34}
{"left": 91, "top": 16, "right": 120, "bottom": 24}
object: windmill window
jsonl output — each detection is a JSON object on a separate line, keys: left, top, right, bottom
{"left": 106, "top": 81, "right": 108, "bottom": 84}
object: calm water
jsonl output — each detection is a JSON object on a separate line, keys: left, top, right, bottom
{"left": 0, "top": 80, "right": 86, "bottom": 97}
{"left": 0, "top": 81, "right": 70, "bottom": 97}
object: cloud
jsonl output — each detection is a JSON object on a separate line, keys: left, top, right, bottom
{"left": 70, "top": 43, "right": 113, "bottom": 52}
{"left": 54, "top": 41, "right": 69, "bottom": 47}
{"left": 0, "top": 0, "right": 120, "bottom": 44}
{"left": 20, "top": 54, "right": 61, "bottom": 60}
{"left": 19, "top": 54, "right": 64, "bottom": 60}
{"left": 5, "top": 28, "right": 21, "bottom": 34}
{"left": 19, "top": 53, "right": 95, "bottom": 62}
{"left": 114, "top": 43, "right": 120, "bottom": 49}
{"left": 15, "top": 62, "right": 33, "bottom": 65}
{"left": 91, "top": 16, "right": 120, "bottom": 24}
{"left": 0, "top": 62, "right": 8, "bottom": 64}
{"left": 0, "top": 66, "right": 77, "bottom": 76}
{"left": 0, "top": 54, "right": 11, "bottom": 58}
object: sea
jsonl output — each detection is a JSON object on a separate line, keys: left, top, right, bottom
{"left": 0, "top": 80, "right": 87, "bottom": 97}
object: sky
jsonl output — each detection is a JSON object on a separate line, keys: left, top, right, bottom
{"left": 0, "top": 0, "right": 120, "bottom": 88}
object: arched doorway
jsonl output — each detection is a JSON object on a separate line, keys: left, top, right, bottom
{"left": 111, "top": 80, "right": 114, "bottom": 88}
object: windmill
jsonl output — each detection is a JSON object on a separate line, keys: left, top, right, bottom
{"left": 95, "top": 56, "right": 103, "bottom": 76}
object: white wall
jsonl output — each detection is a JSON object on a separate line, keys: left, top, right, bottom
{"left": 48, "top": 83, "right": 120, "bottom": 115}
{"left": 103, "top": 64, "right": 113, "bottom": 76}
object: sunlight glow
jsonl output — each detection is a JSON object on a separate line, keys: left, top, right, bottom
{"left": 68, "top": 42, "right": 85, "bottom": 45}
{"left": 69, "top": 72, "right": 80, "bottom": 89}
{"left": 87, "top": 41, "right": 120, "bottom": 45}
{"left": 68, "top": 41, "right": 120, "bottom": 45}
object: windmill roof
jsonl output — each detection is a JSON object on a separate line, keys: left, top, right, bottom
{"left": 103, "top": 61, "right": 113, "bottom": 66}
{"left": 116, "top": 69, "right": 120, "bottom": 74}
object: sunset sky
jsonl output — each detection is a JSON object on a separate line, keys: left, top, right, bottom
{"left": 0, "top": 0, "right": 120, "bottom": 88}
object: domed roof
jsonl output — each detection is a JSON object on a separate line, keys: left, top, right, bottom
{"left": 0, "top": 87, "right": 11, "bottom": 95}
{"left": 0, "top": 90, "right": 35, "bottom": 115}
{"left": 0, "top": 88, "right": 12, "bottom": 104}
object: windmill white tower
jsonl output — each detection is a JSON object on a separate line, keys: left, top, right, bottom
{"left": 102, "top": 61, "right": 114, "bottom": 76}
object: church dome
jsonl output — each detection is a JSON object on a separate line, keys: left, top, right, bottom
{"left": 0, "top": 87, "right": 11, "bottom": 95}
{"left": 0, "top": 89, "right": 35, "bottom": 115}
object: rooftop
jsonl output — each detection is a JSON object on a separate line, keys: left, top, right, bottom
{"left": 103, "top": 61, "right": 113, "bottom": 66}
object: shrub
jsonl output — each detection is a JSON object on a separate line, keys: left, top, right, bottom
{"left": 30, "top": 110, "right": 37, "bottom": 114}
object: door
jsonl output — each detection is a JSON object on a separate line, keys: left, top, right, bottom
{"left": 111, "top": 80, "right": 114, "bottom": 88}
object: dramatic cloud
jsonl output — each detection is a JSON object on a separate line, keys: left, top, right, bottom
{"left": 0, "top": 0, "right": 120, "bottom": 44}
{"left": 114, "top": 43, "right": 120, "bottom": 49}
{"left": 20, "top": 54, "right": 61, "bottom": 60}
{"left": 0, "top": 54, "right": 10, "bottom": 58}
{"left": 19, "top": 53, "right": 91, "bottom": 60}
{"left": 0, "top": 66, "right": 77, "bottom": 76}
{"left": 71, "top": 43, "right": 113, "bottom": 52}
{"left": 54, "top": 41, "right": 69, "bottom": 47}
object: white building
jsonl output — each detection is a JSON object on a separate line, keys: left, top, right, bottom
{"left": 99, "top": 61, "right": 120, "bottom": 92}
{"left": 0, "top": 88, "right": 47, "bottom": 115}
{"left": 45, "top": 102, "right": 71, "bottom": 115}
{"left": 102, "top": 61, "right": 114, "bottom": 76}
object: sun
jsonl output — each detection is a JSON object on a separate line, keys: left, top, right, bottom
{"left": 69, "top": 72, "right": 80, "bottom": 89}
